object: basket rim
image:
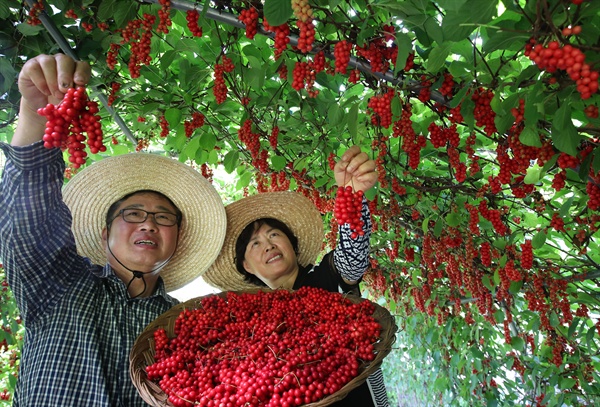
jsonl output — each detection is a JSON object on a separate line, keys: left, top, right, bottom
{"left": 130, "top": 288, "right": 397, "bottom": 407}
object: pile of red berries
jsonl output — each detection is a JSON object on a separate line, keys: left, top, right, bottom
{"left": 334, "top": 186, "right": 365, "bottom": 239}
{"left": 37, "top": 87, "right": 104, "bottom": 168}
{"left": 146, "top": 287, "right": 381, "bottom": 407}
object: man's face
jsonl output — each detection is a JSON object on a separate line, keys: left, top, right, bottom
{"left": 102, "top": 191, "right": 180, "bottom": 275}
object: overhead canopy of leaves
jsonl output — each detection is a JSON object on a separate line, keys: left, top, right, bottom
{"left": 1, "top": 0, "right": 600, "bottom": 405}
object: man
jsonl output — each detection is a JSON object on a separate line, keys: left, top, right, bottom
{"left": 0, "top": 53, "right": 227, "bottom": 406}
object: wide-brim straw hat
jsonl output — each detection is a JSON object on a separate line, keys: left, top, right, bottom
{"left": 202, "top": 191, "right": 324, "bottom": 291}
{"left": 62, "top": 153, "right": 227, "bottom": 292}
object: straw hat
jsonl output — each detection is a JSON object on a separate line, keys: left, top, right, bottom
{"left": 202, "top": 191, "right": 324, "bottom": 291}
{"left": 62, "top": 153, "right": 227, "bottom": 292}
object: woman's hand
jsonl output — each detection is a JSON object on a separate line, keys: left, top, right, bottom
{"left": 333, "top": 145, "right": 378, "bottom": 192}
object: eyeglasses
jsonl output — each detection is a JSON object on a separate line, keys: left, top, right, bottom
{"left": 111, "top": 208, "right": 180, "bottom": 227}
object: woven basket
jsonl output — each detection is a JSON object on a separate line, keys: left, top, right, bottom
{"left": 130, "top": 289, "right": 397, "bottom": 407}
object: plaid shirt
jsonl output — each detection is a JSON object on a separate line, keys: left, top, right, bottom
{"left": 0, "top": 141, "right": 179, "bottom": 406}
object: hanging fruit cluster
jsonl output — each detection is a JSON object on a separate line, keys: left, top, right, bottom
{"left": 37, "top": 87, "right": 104, "bottom": 168}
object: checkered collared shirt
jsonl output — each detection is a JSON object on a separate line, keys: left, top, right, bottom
{"left": 0, "top": 141, "right": 178, "bottom": 406}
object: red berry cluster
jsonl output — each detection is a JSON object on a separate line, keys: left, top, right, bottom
{"left": 348, "top": 69, "right": 361, "bottom": 83}
{"left": 238, "top": 8, "right": 259, "bottom": 40}
{"left": 584, "top": 105, "right": 598, "bottom": 118}
{"left": 520, "top": 239, "right": 533, "bottom": 270}
{"left": 291, "top": 0, "right": 313, "bottom": 22}
{"left": 269, "top": 126, "right": 279, "bottom": 149}
{"left": 37, "top": 87, "right": 104, "bottom": 168}
{"left": 116, "top": 14, "right": 156, "bottom": 78}
{"left": 439, "top": 73, "right": 455, "bottom": 97}
{"left": 334, "top": 186, "right": 365, "bottom": 239}
{"left": 291, "top": 61, "right": 318, "bottom": 97}
{"left": 471, "top": 87, "right": 497, "bottom": 135}
{"left": 146, "top": 287, "right": 380, "bottom": 407}
{"left": 0, "top": 389, "right": 9, "bottom": 401}
{"left": 65, "top": 9, "right": 78, "bottom": 19}
{"left": 26, "top": 0, "right": 44, "bottom": 26}
{"left": 157, "top": 0, "right": 172, "bottom": 34}
{"left": 213, "top": 64, "right": 228, "bottom": 104}
{"left": 186, "top": 9, "right": 203, "bottom": 37}
{"left": 550, "top": 212, "right": 566, "bottom": 232}
{"left": 355, "top": 39, "right": 392, "bottom": 74}
{"left": 525, "top": 39, "right": 599, "bottom": 99}
{"left": 263, "top": 20, "right": 290, "bottom": 59}
{"left": 334, "top": 41, "right": 352, "bottom": 74}
{"left": 159, "top": 115, "right": 169, "bottom": 138}
{"left": 184, "top": 112, "right": 205, "bottom": 137}
{"left": 417, "top": 75, "right": 432, "bottom": 102}
{"left": 296, "top": 19, "right": 315, "bottom": 53}
{"left": 367, "top": 88, "right": 395, "bottom": 128}
{"left": 107, "top": 82, "right": 120, "bottom": 107}
{"left": 586, "top": 180, "right": 600, "bottom": 210}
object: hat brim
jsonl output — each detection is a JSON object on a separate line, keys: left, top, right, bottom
{"left": 62, "top": 153, "right": 227, "bottom": 292}
{"left": 202, "top": 191, "right": 324, "bottom": 291}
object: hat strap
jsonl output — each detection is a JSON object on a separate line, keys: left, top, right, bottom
{"left": 106, "top": 230, "right": 180, "bottom": 298}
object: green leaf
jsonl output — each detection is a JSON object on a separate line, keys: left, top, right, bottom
{"left": 558, "top": 197, "right": 574, "bottom": 218}
{"left": 551, "top": 104, "right": 581, "bottom": 157}
{"left": 433, "top": 218, "right": 444, "bottom": 237}
{"left": 483, "top": 31, "right": 530, "bottom": 53}
{"left": 567, "top": 318, "right": 581, "bottom": 339}
{"left": 271, "top": 154, "right": 287, "bottom": 171}
{"left": 549, "top": 311, "right": 560, "bottom": 328}
{"left": 495, "top": 111, "right": 515, "bottom": 135}
{"left": 445, "top": 212, "right": 461, "bottom": 227}
{"left": 531, "top": 230, "right": 547, "bottom": 249}
{"left": 511, "top": 336, "right": 525, "bottom": 352}
{"left": 348, "top": 104, "right": 358, "bottom": 138}
{"left": 524, "top": 163, "right": 541, "bottom": 185}
{"left": 182, "top": 136, "right": 200, "bottom": 159}
{"left": 16, "top": 22, "right": 44, "bottom": 36}
{"left": 586, "top": 326, "right": 596, "bottom": 348}
{"left": 328, "top": 103, "right": 343, "bottom": 126}
{"left": 223, "top": 150, "right": 239, "bottom": 174}
{"left": 442, "top": 0, "right": 496, "bottom": 42}
{"left": 263, "top": 0, "right": 293, "bottom": 26}
{"left": 394, "top": 32, "right": 413, "bottom": 74}
{"left": 448, "top": 85, "right": 470, "bottom": 109}
{"left": 559, "top": 377, "right": 577, "bottom": 390}
{"left": 519, "top": 126, "right": 542, "bottom": 147}
{"left": 199, "top": 133, "right": 217, "bottom": 151}
{"left": 314, "top": 176, "right": 329, "bottom": 188}
{"left": 0, "top": 1, "right": 11, "bottom": 18}
{"left": 426, "top": 43, "right": 452, "bottom": 73}
{"left": 164, "top": 108, "right": 182, "bottom": 127}
{"left": 593, "top": 152, "right": 600, "bottom": 173}
{"left": 108, "top": 0, "right": 138, "bottom": 28}
{"left": 97, "top": 0, "right": 117, "bottom": 21}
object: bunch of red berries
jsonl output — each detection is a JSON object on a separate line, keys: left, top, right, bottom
{"left": 146, "top": 287, "right": 381, "bottom": 407}
{"left": 37, "top": 87, "right": 104, "bottom": 168}
{"left": 334, "top": 186, "right": 365, "bottom": 239}
{"left": 186, "top": 9, "right": 203, "bottom": 37}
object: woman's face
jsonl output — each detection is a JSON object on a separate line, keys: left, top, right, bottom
{"left": 242, "top": 223, "right": 299, "bottom": 288}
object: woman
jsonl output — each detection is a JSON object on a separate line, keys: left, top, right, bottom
{"left": 203, "top": 146, "right": 389, "bottom": 407}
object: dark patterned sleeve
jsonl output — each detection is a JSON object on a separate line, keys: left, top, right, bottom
{"left": 332, "top": 196, "right": 372, "bottom": 282}
{"left": 0, "top": 141, "right": 83, "bottom": 324}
